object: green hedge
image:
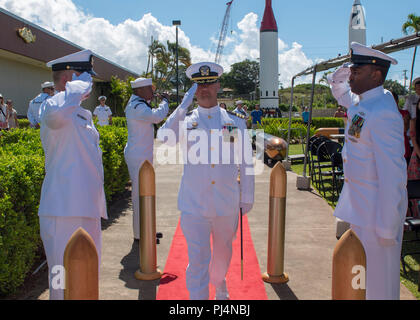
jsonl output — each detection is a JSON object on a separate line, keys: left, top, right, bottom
{"left": 0, "top": 126, "right": 129, "bottom": 296}
{"left": 255, "top": 117, "right": 344, "bottom": 141}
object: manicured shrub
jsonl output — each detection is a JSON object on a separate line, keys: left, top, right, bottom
{"left": 0, "top": 125, "right": 129, "bottom": 296}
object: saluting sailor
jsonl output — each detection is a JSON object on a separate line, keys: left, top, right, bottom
{"left": 27, "top": 81, "right": 55, "bottom": 128}
{"left": 157, "top": 62, "right": 255, "bottom": 300}
{"left": 124, "top": 78, "right": 169, "bottom": 241}
{"left": 328, "top": 42, "right": 407, "bottom": 300}
{"left": 38, "top": 50, "right": 107, "bottom": 300}
{"left": 93, "top": 96, "right": 113, "bottom": 126}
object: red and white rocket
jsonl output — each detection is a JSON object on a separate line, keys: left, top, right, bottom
{"left": 259, "top": 0, "right": 279, "bottom": 110}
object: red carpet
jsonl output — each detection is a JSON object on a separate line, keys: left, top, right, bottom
{"left": 157, "top": 215, "right": 268, "bottom": 300}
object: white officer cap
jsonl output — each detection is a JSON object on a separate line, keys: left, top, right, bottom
{"left": 349, "top": 42, "right": 398, "bottom": 69}
{"left": 47, "top": 49, "right": 97, "bottom": 75}
{"left": 131, "top": 78, "right": 153, "bottom": 89}
{"left": 186, "top": 62, "right": 223, "bottom": 84}
{"left": 0, "top": 93, "right": 2, "bottom": 98}
{"left": 235, "top": 100, "right": 243, "bottom": 105}
{"left": 413, "top": 77, "right": 420, "bottom": 86}
{"left": 98, "top": 96, "right": 107, "bottom": 101}
{"left": 41, "top": 81, "right": 54, "bottom": 89}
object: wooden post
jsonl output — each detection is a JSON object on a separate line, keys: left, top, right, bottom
{"left": 63, "top": 227, "right": 98, "bottom": 300}
{"left": 332, "top": 229, "right": 366, "bottom": 300}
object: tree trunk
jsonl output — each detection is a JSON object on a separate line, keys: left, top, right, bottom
{"left": 409, "top": 46, "right": 418, "bottom": 89}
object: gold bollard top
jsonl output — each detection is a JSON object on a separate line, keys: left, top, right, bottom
{"left": 332, "top": 229, "right": 366, "bottom": 300}
{"left": 333, "top": 229, "right": 366, "bottom": 261}
{"left": 270, "top": 162, "right": 287, "bottom": 198}
{"left": 139, "top": 160, "right": 156, "bottom": 196}
{"left": 64, "top": 227, "right": 98, "bottom": 261}
{"left": 63, "top": 227, "right": 99, "bottom": 300}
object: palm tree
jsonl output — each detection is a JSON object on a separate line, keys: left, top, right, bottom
{"left": 402, "top": 13, "right": 420, "bottom": 89}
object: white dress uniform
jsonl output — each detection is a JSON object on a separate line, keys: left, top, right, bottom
{"left": 28, "top": 93, "right": 50, "bottom": 127}
{"left": 403, "top": 93, "right": 419, "bottom": 119}
{"left": 124, "top": 89, "right": 169, "bottom": 239}
{"left": 233, "top": 106, "right": 249, "bottom": 119}
{"left": 93, "top": 105, "right": 112, "bottom": 126}
{"left": 38, "top": 50, "right": 107, "bottom": 300}
{"left": 328, "top": 43, "right": 407, "bottom": 300}
{"left": 157, "top": 77, "right": 255, "bottom": 299}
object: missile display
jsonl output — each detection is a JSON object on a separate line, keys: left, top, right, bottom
{"left": 349, "top": 0, "right": 367, "bottom": 48}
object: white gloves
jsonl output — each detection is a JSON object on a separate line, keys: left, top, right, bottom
{"left": 327, "top": 63, "right": 351, "bottom": 85}
{"left": 180, "top": 83, "right": 197, "bottom": 108}
{"left": 240, "top": 202, "right": 253, "bottom": 215}
{"left": 67, "top": 72, "right": 93, "bottom": 102}
{"left": 378, "top": 237, "right": 397, "bottom": 247}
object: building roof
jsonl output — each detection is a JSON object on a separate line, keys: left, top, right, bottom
{"left": 260, "top": 0, "right": 278, "bottom": 33}
{"left": 0, "top": 7, "right": 139, "bottom": 81}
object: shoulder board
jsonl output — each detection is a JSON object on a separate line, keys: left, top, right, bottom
{"left": 226, "top": 110, "right": 246, "bottom": 119}
{"left": 186, "top": 111, "right": 193, "bottom": 116}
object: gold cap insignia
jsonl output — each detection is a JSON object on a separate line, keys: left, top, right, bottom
{"left": 199, "top": 65, "right": 210, "bottom": 77}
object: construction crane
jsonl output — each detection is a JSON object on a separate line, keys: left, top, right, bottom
{"left": 215, "top": 0, "right": 234, "bottom": 64}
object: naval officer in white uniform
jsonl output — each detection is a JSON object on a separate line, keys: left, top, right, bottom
{"left": 27, "top": 81, "right": 55, "bottom": 128}
{"left": 328, "top": 42, "right": 407, "bottom": 300}
{"left": 157, "top": 62, "right": 255, "bottom": 300}
{"left": 124, "top": 78, "right": 169, "bottom": 240}
{"left": 38, "top": 50, "right": 107, "bottom": 300}
{"left": 93, "top": 96, "right": 113, "bottom": 126}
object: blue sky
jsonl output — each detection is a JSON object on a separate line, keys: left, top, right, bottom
{"left": 1, "top": 0, "right": 419, "bottom": 86}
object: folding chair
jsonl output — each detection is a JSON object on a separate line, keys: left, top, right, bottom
{"left": 401, "top": 179, "right": 420, "bottom": 275}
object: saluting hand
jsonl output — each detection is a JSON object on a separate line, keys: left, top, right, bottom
{"left": 157, "top": 93, "right": 170, "bottom": 103}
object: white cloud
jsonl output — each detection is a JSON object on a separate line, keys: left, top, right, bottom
{"left": 0, "top": 0, "right": 313, "bottom": 86}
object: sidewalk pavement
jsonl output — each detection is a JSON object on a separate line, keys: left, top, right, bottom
{"left": 32, "top": 141, "right": 415, "bottom": 300}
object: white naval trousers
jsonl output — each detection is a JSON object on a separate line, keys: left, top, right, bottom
{"left": 180, "top": 212, "right": 239, "bottom": 300}
{"left": 126, "top": 158, "right": 149, "bottom": 240}
{"left": 351, "top": 225, "right": 404, "bottom": 300}
{"left": 39, "top": 216, "right": 102, "bottom": 300}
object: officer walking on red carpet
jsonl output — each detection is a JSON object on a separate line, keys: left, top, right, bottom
{"left": 328, "top": 42, "right": 407, "bottom": 300}
{"left": 157, "top": 62, "right": 254, "bottom": 300}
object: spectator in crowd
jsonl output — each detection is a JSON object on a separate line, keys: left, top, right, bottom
{"left": 407, "top": 95, "right": 420, "bottom": 218}
{"left": 392, "top": 91, "right": 411, "bottom": 165}
{"left": 5, "top": 99, "right": 19, "bottom": 129}
{"left": 334, "top": 105, "right": 348, "bottom": 127}
{"left": 405, "top": 77, "right": 420, "bottom": 140}
{"left": 250, "top": 104, "right": 263, "bottom": 129}
{"left": 28, "top": 82, "right": 55, "bottom": 128}
{"left": 0, "top": 94, "right": 8, "bottom": 130}
{"left": 302, "top": 107, "right": 309, "bottom": 124}
{"left": 93, "top": 96, "right": 112, "bottom": 126}
{"left": 219, "top": 102, "right": 226, "bottom": 110}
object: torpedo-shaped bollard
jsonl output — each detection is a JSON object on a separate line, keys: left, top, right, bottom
{"left": 134, "top": 160, "right": 162, "bottom": 281}
{"left": 332, "top": 229, "right": 366, "bottom": 300}
{"left": 262, "top": 161, "right": 289, "bottom": 283}
{"left": 63, "top": 227, "right": 98, "bottom": 300}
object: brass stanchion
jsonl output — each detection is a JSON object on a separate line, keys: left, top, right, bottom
{"left": 134, "top": 160, "right": 162, "bottom": 280}
{"left": 262, "top": 162, "right": 289, "bottom": 283}
{"left": 332, "top": 229, "right": 366, "bottom": 300}
{"left": 63, "top": 227, "right": 98, "bottom": 300}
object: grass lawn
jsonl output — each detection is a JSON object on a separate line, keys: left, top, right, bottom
{"left": 287, "top": 143, "right": 420, "bottom": 300}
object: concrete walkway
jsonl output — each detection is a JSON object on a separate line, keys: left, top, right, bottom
{"left": 29, "top": 141, "right": 415, "bottom": 300}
